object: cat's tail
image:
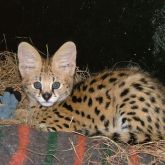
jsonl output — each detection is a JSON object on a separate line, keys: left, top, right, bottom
{"left": 110, "top": 131, "right": 152, "bottom": 145}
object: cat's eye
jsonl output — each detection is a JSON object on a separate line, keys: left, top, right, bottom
{"left": 52, "top": 82, "right": 60, "bottom": 89}
{"left": 33, "top": 81, "right": 42, "bottom": 89}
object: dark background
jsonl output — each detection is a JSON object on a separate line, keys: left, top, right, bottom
{"left": 0, "top": 0, "right": 165, "bottom": 82}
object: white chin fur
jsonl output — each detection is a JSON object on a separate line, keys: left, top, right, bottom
{"left": 40, "top": 102, "right": 54, "bottom": 107}
{"left": 37, "top": 97, "right": 58, "bottom": 107}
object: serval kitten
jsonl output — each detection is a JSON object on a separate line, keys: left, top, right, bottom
{"left": 18, "top": 41, "right": 76, "bottom": 107}
{"left": 15, "top": 42, "right": 165, "bottom": 144}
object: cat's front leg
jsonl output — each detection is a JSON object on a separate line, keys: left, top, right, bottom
{"left": 14, "top": 108, "right": 30, "bottom": 123}
{"left": 14, "top": 107, "right": 49, "bottom": 131}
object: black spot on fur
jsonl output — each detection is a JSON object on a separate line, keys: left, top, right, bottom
{"left": 97, "top": 84, "right": 105, "bottom": 89}
{"left": 128, "top": 133, "right": 137, "bottom": 144}
{"left": 54, "top": 111, "right": 64, "bottom": 118}
{"left": 63, "top": 123, "right": 69, "bottom": 128}
{"left": 82, "top": 85, "right": 87, "bottom": 91}
{"left": 123, "top": 98, "right": 130, "bottom": 102}
{"left": 104, "top": 120, "right": 109, "bottom": 127}
{"left": 139, "top": 97, "right": 145, "bottom": 102}
{"left": 82, "top": 124, "right": 86, "bottom": 127}
{"left": 83, "top": 95, "right": 87, "bottom": 102}
{"left": 63, "top": 103, "right": 73, "bottom": 112}
{"left": 101, "top": 73, "right": 109, "bottom": 80}
{"left": 136, "top": 126, "right": 143, "bottom": 132}
{"left": 163, "top": 117, "right": 165, "bottom": 123}
{"left": 49, "top": 127, "right": 57, "bottom": 131}
{"left": 150, "top": 97, "right": 156, "bottom": 103}
{"left": 88, "top": 87, "right": 95, "bottom": 93}
{"left": 127, "top": 112, "right": 136, "bottom": 115}
{"left": 90, "top": 130, "right": 102, "bottom": 136}
{"left": 120, "top": 88, "right": 129, "bottom": 97}
{"left": 119, "top": 73, "right": 127, "bottom": 77}
{"left": 72, "top": 96, "right": 82, "bottom": 103}
{"left": 133, "top": 116, "right": 145, "bottom": 126}
{"left": 145, "top": 92, "right": 151, "bottom": 96}
{"left": 147, "top": 116, "right": 152, "bottom": 123}
{"left": 65, "top": 117, "right": 71, "bottom": 121}
{"left": 158, "top": 134, "right": 163, "bottom": 140}
{"left": 161, "top": 99, "right": 165, "bottom": 105}
{"left": 100, "top": 114, "right": 105, "bottom": 121}
{"left": 154, "top": 107, "right": 160, "bottom": 113}
{"left": 94, "top": 125, "right": 98, "bottom": 130}
{"left": 148, "top": 125, "right": 153, "bottom": 131}
{"left": 75, "top": 110, "right": 80, "bottom": 115}
{"left": 147, "top": 128, "right": 152, "bottom": 134}
{"left": 155, "top": 122, "right": 160, "bottom": 129}
{"left": 122, "top": 118, "right": 127, "bottom": 124}
{"left": 81, "top": 111, "right": 85, "bottom": 117}
{"left": 113, "top": 117, "right": 115, "bottom": 127}
{"left": 109, "top": 78, "right": 117, "bottom": 83}
{"left": 140, "top": 78, "right": 148, "bottom": 84}
{"left": 111, "top": 132, "right": 121, "bottom": 142}
{"left": 131, "top": 105, "right": 138, "bottom": 109}
{"left": 119, "top": 81, "right": 125, "bottom": 87}
{"left": 105, "top": 102, "right": 110, "bottom": 109}
{"left": 120, "top": 111, "right": 125, "bottom": 116}
{"left": 87, "top": 114, "right": 91, "bottom": 119}
{"left": 95, "top": 107, "right": 100, "bottom": 115}
{"left": 143, "top": 134, "right": 151, "bottom": 143}
{"left": 96, "top": 96, "right": 103, "bottom": 104}
{"left": 40, "top": 121, "right": 46, "bottom": 124}
{"left": 57, "top": 125, "right": 62, "bottom": 129}
{"left": 145, "top": 102, "right": 151, "bottom": 107}
{"left": 149, "top": 86, "right": 155, "bottom": 90}
{"left": 129, "top": 101, "right": 135, "bottom": 104}
{"left": 122, "top": 125, "right": 132, "bottom": 130}
{"left": 90, "top": 79, "right": 97, "bottom": 85}
{"left": 88, "top": 98, "right": 93, "bottom": 107}
{"left": 119, "top": 103, "right": 125, "bottom": 108}
{"left": 106, "top": 90, "right": 111, "bottom": 100}
{"left": 130, "top": 94, "right": 136, "bottom": 98}
{"left": 142, "top": 108, "right": 148, "bottom": 113}
{"left": 74, "top": 81, "right": 83, "bottom": 91}
{"left": 132, "top": 83, "right": 143, "bottom": 91}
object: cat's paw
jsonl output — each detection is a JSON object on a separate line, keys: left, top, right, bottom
{"left": 14, "top": 108, "right": 29, "bottom": 122}
{"left": 0, "top": 87, "right": 21, "bottom": 119}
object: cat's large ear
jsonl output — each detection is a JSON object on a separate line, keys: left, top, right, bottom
{"left": 51, "top": 41, "right": 76, "bottom": 76}
{"left": 17, "top": 42, "right": 42, "bottom": 78}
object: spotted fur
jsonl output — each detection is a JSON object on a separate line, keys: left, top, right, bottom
{"left": 15, "top": 66, "right": 165, "bottom": 144}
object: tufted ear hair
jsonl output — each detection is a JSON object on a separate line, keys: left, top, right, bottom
{"left": 51, "top": 41, "right": 77, "bottom": 76}
{"left": 17, "top": 42, "right": 42, "bottom": 78}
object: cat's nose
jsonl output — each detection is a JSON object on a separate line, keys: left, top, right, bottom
{"left": 42, "top": 92, "right": 52, "bottom": 101}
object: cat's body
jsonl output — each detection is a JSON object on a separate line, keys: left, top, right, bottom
{"left": 16, "top": 42, "right": 165, "bottom": 144}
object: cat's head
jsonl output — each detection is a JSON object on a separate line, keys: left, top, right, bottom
{"left": 18, "top": 41, "right": 76, "bottom": 107}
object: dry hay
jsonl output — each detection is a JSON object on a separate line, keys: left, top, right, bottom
{"left": 0, "top": 51, "right": 21, "bottom": 93}
{"left": 0, "top": 51, "right": 165, "bottom": 164}
{"left": 82, "top": 136, "right": 165, "bottom": 164}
